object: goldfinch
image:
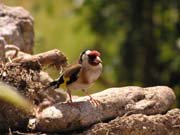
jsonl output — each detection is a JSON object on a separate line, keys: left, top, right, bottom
{"left": 49, "top": 50, "right": 103, "bottom": 104}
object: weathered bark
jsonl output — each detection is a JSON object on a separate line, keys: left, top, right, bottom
{"left": 0, "top": 4, "right": 34, "bottom": 53}
{"left": 28, "top": 86, "right": 175, "bottom": 132}
{"left": 80, "top": 108, "right": 180, "bottom": 135}
{"left": 12, "top": 49, "right": 68, "bottom": 69}
{"left": 0, "top": 37, "right": 6, "bottom": 62}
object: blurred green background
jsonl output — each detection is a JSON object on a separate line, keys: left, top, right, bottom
{"left": 3, "top": 0, "right": 180, "bottom": 107}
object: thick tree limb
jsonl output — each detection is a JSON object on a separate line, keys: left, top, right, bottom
{"left": 12, "top": 49, "right": 68, "bottom": 68}
{"left": 80, "top": 108, "right": 180, "bottom": 135}
{"left": 28, "top": 86, "right": 175, "bottom": 132}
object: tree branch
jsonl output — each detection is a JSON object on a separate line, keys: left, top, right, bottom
{"left": 12, "top": 49, "right": 68, "bottom": 68}
{"left": 28, "top": 86, "right": 175, "bottom": 132}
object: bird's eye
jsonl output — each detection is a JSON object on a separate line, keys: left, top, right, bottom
{"left": 88, "top": 55, "right": 96, "bottom": 59}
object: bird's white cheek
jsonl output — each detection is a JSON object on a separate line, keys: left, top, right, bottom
{"left": 82, "top": 56, "right": 89, "bottom": 64}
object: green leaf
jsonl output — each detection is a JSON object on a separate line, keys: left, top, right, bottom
{"left": 0, "top": 82, "right": 34, "bottom": 113}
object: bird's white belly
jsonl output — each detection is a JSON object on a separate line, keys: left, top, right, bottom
{"left": 87, "top": 72, "right": 99, "bottom": 83}
{"left": 85, "top": 66, "right": 102, "bottom": 83}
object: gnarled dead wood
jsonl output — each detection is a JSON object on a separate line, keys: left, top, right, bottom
{"left": 80, "top": 108, "right": 180, "bottom": 135}
{"left": 28, "top": 86, "right": 175, "bottom": 132}
{"left": 11, "top": 49, "right": 68, "bottom": 68}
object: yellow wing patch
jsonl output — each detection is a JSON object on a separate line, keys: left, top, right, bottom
{"left": 59, "top": 76, "right": 70, "bottom": 89}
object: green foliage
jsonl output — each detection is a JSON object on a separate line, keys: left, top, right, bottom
{"left": 0, "top": 82, "right": 33, "bottom": 112}
{"left": 80, "top": 0, "right": 180, "bottom": 106}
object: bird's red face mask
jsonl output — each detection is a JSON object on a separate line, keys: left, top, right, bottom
{"left": 87, "top": 50, "right": 102, "bottom": 66}
{"left": 79, "top": 50, "right": 102, "bottom": 66}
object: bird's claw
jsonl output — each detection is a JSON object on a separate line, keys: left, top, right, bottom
{"left": 88, "top": 97, "right": 101, "bottom": 106}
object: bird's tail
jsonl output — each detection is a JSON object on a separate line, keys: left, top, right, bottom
{"left": 45, "top": 75, "right": 64, "bottom": 90}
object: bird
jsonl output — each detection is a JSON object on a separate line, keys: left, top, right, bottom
{"left": 49, "top": 50, "right": 103, "bottom": 105}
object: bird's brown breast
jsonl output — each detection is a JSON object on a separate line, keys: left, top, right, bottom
{"left": 79, "top": 68, "right": 91, "bottom": 84}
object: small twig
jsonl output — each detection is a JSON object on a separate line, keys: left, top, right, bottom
{"left": 106, "top": 129, "right": 110, "bottom": 135}
{"left": 8, "top": 128, "right": 12, "bottom": 135}
{"left": 5, "top": 44, "right": 20, "bottom": 59}
{"left": 173, "top": 125, "right": 180, "bottom": 128}
{"left": 122, "top": 110, "right": 137, "bottom": 117}
{"left": 13, "top": 130, "right": 42, "bottom": 135}
{"left": 7, "top": 57, "right": 12, "bottom": 63}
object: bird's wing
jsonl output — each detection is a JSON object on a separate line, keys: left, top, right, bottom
{"left": 47, "top": 64, "right": 82, "bottom": 89}
{"left": 63, "top": 64, "right": 82, "bottom": 80}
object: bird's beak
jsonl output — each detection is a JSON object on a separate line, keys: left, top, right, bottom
{"left": 95, "top": 56, "right": 102, "bottom": 64}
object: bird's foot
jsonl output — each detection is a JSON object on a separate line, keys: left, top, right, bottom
{"left": 88, "top": 97, "right": 101, "bottom": 106}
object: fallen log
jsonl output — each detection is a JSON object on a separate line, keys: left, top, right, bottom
{"left": 29, "top": 86, "right": 175, "bottom": 132}
{"left": 80, "top": 108, "right": 180, "bottom": 135}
